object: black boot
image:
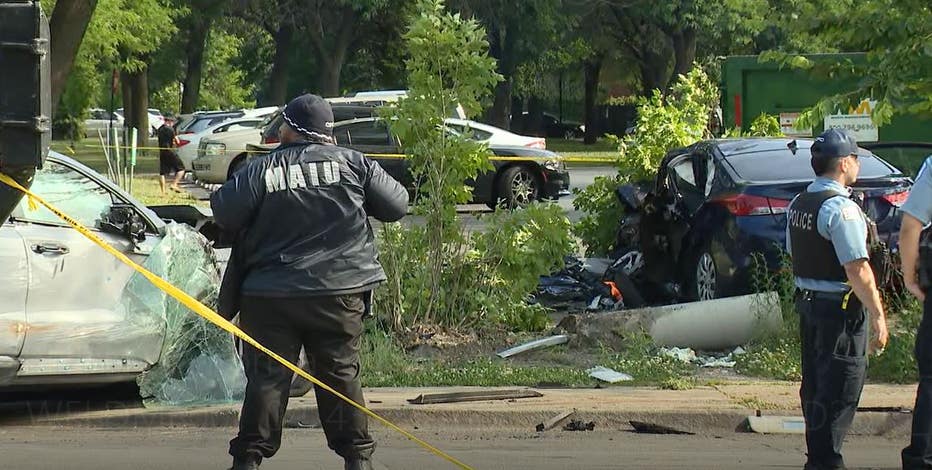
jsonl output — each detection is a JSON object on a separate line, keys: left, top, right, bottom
{"left": 344, "top": 457, "right": 374, "bottom": 470}
{"left": 229, "top": 454, "right": 260, "bottom": 470}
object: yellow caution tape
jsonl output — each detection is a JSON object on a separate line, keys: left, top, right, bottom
{"left": 0, "top": 171, "right": 473, "bottom": 470}
{"left": 53, "top": 143, "right": 621, "bottom": 164}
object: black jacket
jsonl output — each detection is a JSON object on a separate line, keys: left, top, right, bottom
{"left": 211, "top": 141, "right": 408, "bottom": 301}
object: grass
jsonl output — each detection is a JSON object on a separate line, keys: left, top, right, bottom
{"left": 360, "top": 328, "right": 590, "bottom": 387}
{"left": 127, "top": 177, "right": 206, "bottom": 207}
{"left": 547, "top": 138, "right": 619, "bottom": 167}
{"left": 48, "top": 138, "right": 204, "bottom": 207}
{"left": 360, "top": 324, "right": 696, "bottom": 388}
{"left": 546, "top": 138, "right": 617, "bottom": 153}
{"left": 50, "top": 137, "right": 162, "bottom": 175}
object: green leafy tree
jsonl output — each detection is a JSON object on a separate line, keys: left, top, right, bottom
{"left": 604, "top": 0, "right": 767, "bottom": 95}
{"left": 763, "top": 0, "right": 932, "bottom": 125}
{"left": 381, "top": 0, "right": 500, "bottom": 318}
{"left": 43, "top": 0, "right": 99, "bottom": 116}
{"left": 376, "top": 0, "right": 572, "bottom": 332}
{"left": 450, "top": 0, "right": 564, "bottom": 127}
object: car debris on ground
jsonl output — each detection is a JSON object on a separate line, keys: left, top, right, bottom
{"left": 407, "top": 389, "right": 543, "bottom": 405}
{"left": 586, "top": 366, "right": 634, "bottom": 383}
{"left": 629, "top": 421, "right": 694, "bottom": 435}
{"left": 660, "top": 347, "right": 698, "bottom": 364}
{"left": 535, "top": 257, "right": 625, "bottom": 312}
{"left": 536, "top": 409, "right": 576, "bottom": 432}
{"left": 496, "top": 335, "right": 570, "bottom": 358}
{"left": 563, "top": 419, "right": 596, "bottom": 431}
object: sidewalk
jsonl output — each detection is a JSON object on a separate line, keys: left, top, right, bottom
{"left": 6, "top": 383, "right": 918, "bottom": 436}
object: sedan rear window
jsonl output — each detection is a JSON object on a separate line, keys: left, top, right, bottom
{"left": 725, "top": 149, "right": 900, "bottom": 182}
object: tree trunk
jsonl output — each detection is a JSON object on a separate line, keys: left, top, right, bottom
{"left": 309, "top": 7, "right": 356, "bottom": 97}
{"left": 488, "top": 79, "right": 512, "bottom": 129}
{"left": 264, "top": 23, "right": 293, "bottom": 106}
{"left": 318, "top": 59, "right": 343, "bottom": 97}
{"left": 583, "top": 58, "right": 603, "bottom": 145}
{"left": 130, "top": 67, "right": 149, "bottom": 147}
{"left": 180, "top": 18, "right": 212, "bottom": 114}
{"left": 120, "top": 69, "right": 134, "bottom": 131}
{"left": 527, "top": 96, "right": 545, "bottom": 137}
{"left": 639, "top": 56, "right": 670, "bottom": 96}
{"left": 509, "top": 94, "right": 523, "bottom": 132}
{"left": 49, "top": 0, "right": 99, "bottom": 116}
{"left": 671, "top": 28, "right": 697, "bottom": 81}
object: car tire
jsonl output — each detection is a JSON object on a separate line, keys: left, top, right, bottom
{"left": 496, "top": 165, "right": 540, "bottom": 209}
{"left": 563, "top": 130, "right": 576, "bottom": 140}
{"left": 685, "top": 247, "right": 721, "bottom": 302}
{"left": 227, "top": 154, "right": 248, "bottom": 180}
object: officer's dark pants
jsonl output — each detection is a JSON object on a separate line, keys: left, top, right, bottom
{"left": 798, "top": 293, "right": 868, "bottom": 470}
{"left": 229, "top": 294, "right": 375, "bottom": 464}
{"left": 902, "top": 294, "right": 932, "bottom": 469}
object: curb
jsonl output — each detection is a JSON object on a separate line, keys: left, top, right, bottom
{"left": 6, "top": 404, "right": 913, "bottom": 438}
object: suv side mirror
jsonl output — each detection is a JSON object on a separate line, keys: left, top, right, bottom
{"left": 100, "top": 203, "right": 147, "bottom": 242}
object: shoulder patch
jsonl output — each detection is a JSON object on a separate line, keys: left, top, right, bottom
{"left": 841, "top": 206, "right": 859, "bottom": 221}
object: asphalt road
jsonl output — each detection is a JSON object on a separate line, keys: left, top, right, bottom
{"left": 0, "top": 425, "right": 903, "bottom": 470}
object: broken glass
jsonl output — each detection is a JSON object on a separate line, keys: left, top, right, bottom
{"left": 132, "top": 223, "right": 245, "bottom": 406}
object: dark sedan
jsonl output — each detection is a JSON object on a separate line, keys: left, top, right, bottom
{"left": 624, "top": 138, "right": 911, "bottom": 302}
{"left": 249, "top": 117, "right": 570, "bottom": 208}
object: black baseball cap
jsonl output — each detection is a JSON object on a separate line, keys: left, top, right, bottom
{"left": 282, "top": 94, "right": 334, "bottom": 137}
{"left": 811, "top": 128, "right": 859, "bottom": 174}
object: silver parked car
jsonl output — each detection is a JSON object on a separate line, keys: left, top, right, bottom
{"left": 83, "top": 108, "right": 124, "bottom": 138}
{"left": 0, "top": 152, "right": 243, "bottom": 403}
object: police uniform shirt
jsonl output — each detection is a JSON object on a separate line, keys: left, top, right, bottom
{"left": 786, "top": 177, "right": 869, "bottom": 293}
{"left": 901, "top": 156, "right": 932, "bottom": 227}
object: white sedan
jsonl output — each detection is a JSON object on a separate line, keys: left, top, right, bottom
{"left": 445, "top": 118, "right": 546, "bottom": 149}
{"left": 175, "top": 117, "right": 266, "bottom": 168}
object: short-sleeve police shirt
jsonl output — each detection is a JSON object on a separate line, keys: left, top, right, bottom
{"left": 902, "top": 156, "right": 932, "bottom": 227}
{"left": 787, "top": 177, "right": 869, "bottom": 293}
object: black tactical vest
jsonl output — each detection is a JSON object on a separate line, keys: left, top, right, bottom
{"left": 788, "top": 191, "right": 848, "bottom": 282}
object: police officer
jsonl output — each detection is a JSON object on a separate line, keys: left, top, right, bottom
{"left": 787, "top": 128, "right": 889, "bottom": 470}
{"left": 211, "top": 94, "right": 409, "bottom": 470}
{"left": 900, "top": 155, "right": 932, "bottom": 469}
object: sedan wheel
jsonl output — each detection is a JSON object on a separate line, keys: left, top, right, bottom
{"left": 695, "top": 252, "right": 718, "bottom": 301}
{"left": 511, "top": 171, "right": 536, "bottom": 205}
{"left": 496, "top": 165, "right": 540, "bottom": 209}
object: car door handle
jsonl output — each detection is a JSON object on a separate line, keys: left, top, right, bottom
{"left": 31, "top": 243, "right": 70, "bottom": 255}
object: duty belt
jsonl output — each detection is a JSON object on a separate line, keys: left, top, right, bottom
{"left": 797, "top": 289, "right": 856, "bottom": 309}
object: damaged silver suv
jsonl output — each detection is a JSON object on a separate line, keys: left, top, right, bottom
{"left": 0, "top": 152, "right": 244, "bottom": 404}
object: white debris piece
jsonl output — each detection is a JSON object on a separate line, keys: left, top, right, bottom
{"left": 587, "top": 366, "right": 634, "bottom": 383}
{"left": 496, "top": 335, "right": 570, "bottom": 359}
{"left": 700, "top": 357, "right": 737, "bottom": 368}
{"left": 660, "top": 347, "right": 697, "bottom": 363}
{"left": 698, "top": 347, "right": 747, "bottom": 368}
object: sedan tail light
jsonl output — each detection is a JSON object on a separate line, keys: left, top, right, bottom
{"left": 176, "top": 138, "right": 191, "bottom": 147}
{"left": 262, "top": 135, "right": 280, "bottom": 145}
{"left": 525, "top": 138, "right": 546, "bottom": 149}
{"left": 714, "top": 194, "right": 790, "bottom": 216}
{"left": 880, "top": 190, "right": 909, "bottom": 207}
